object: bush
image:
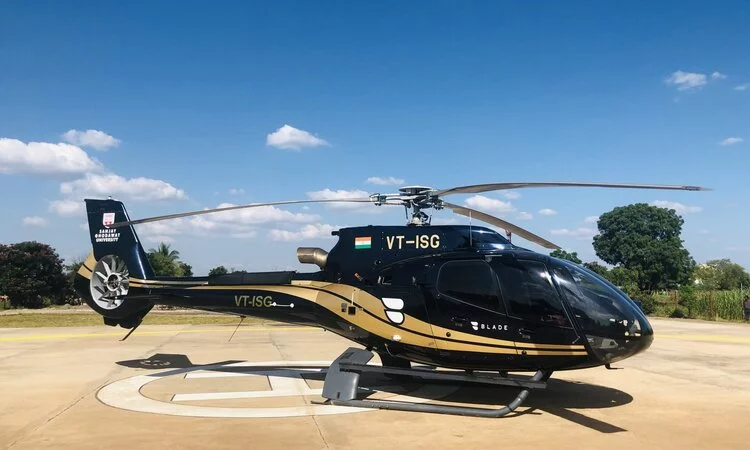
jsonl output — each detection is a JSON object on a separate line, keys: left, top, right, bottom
{"left": 0, "top": 242, "right": 67, "bottom": 308}
{"left": 633, "top": 293, "right": 657, "bottom": 315}
{"left": 669, "top": 306, "right": 687, "bottom": 318}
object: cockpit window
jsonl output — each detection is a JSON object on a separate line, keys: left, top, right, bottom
{"left": 491, "top": 258, "right": 571, "bottom": 327}
{"left": 552, "top": 261, "right": 640, "bottom": 335}
{"left": 437, "top": 260, "right": 504, "bottom": 312}
{"left": 454, "top": 228, "right": 512, "bottom": 250}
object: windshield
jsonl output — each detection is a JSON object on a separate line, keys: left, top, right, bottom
{"left": 552, "top": 260, "right": 642, "bottom": 337}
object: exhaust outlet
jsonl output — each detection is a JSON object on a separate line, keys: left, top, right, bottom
{"left": 296, "top": 247, "right": 328, "bottom": 269}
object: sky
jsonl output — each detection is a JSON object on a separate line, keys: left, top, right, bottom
{"left": 1, "top": 1, "right": 749, "bottom": 275}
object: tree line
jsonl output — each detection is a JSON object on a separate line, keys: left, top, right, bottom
{"left": 549, "top": 203, "right": 749, "bottom": 292}
{"left": 0, "top": 240, "right": 246, "bottom": 309}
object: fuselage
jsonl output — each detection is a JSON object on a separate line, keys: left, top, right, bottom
{"left": 75, "top": 224, "right": 653, "bottom": 372}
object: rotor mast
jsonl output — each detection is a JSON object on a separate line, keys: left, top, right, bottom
{"left": 370, "top": 186, "right": 442, "bottom": 226}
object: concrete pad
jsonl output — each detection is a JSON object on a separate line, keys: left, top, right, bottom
{"left": 1, "top": 318, "right": 749, "bottom": 449}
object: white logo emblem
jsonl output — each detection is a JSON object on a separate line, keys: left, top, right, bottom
{"left": 381, "top": 297, "right": 405, "bottom": 325}
{"left": 103, "top": 213, "right": 115, "bottom": 227}
{"left": 96, "top": 360, "right": 457, "bottom": 418}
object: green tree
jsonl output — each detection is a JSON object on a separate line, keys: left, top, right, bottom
{"left": 694, "top": 259, "right": 750, "bottom": 290}
{"left": 179, "top": 262, "right": 193, "bottom": 277}
{"left": 64, "top": 256, "right": 86, "bottom": 304}
{"left": 592, "top": 203, "right": 695, "bottom": 291}
{"left": 0, "top": 242, "right": 67, "bottom": 308}
{"left": 147, "top": 242, "right": 188, "bottom": 277}
{"left": 208, "top": 265, "right": 228, "bottom": 276}
{"left": 148, "top": 243, "right": 180, "bottom": 262}
{"left": 550, "top": 249, "right": 582, "bottom": 264}
{"left": 583, "top": 261, "right": 610, "bottom": 277}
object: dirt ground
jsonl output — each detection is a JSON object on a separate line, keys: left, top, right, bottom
{"left": 1, "top": 317, "right": 749, "bottom": 450}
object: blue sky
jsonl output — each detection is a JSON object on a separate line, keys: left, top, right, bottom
{"left": 1, "top": 1, "right": 749, "bottom": 275}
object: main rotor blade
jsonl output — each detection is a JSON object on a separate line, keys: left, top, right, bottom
{"left": 108, "top": 198, "right": 375, "bottom": 227}
{"left": 442, "top": 201, "right": 561, "bottom": 250}
{"left": 435, "top": 182, "right": 711, "bottom": 197}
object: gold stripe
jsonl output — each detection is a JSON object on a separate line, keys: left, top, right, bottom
{"left": 77, "top": 273, "right": 587, "bottom": 356}
{"left": 77, "top": 252, "right": 96, "bottom": 277}
{"left": 78, "top": 265, "right": 93, "bottom": 278}
{"left": 186, "top": 284, "right": 586, "bottom": 356}
{"left": 291, "top": 281, "right": 585, "bottom": 351}
{"left": 128, "top": 278, "right": 208, "bottom": 285}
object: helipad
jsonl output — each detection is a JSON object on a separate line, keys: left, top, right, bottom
{"left": 1, "top": 318, "right": 749, "bottom": 449}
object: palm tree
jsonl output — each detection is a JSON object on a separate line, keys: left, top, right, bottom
{"left": 148, "top": 242, "right": 180, "bottom": 262}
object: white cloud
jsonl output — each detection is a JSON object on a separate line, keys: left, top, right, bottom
{"left": 464, "top": 195, "right": 515, "bottom": 215}
{"left": 666, "top": 71, "right": 707, "bottom": 91}
{"left": 269, "top": 223, "right": 341, "bottom": 242}
{"left": 306, "top": 188, "right": 377, "bottom": 211}
{"left": 0, "top": 138, "right": 103, "bottom": 176}
{"left": 366, "top": 176, "right": 404, "bottom": 186}
{"left": 266, "top": 124, "right": 329, "bottom": 150}
{"left": 539, "top": 208, "right": 557, "bottom": 216}
{"left": 516, "top": 212, "right": 533, "bottom": 220}
{"left": 584, "top": 215, "right": 599, "bottom": 224}
{"left": 229, "top": 231, "right": 258, "bottom": 239}
{"left": 503, "top": 191, "right": 521, "bottom": 200}
{"left": 145, "top": 235, "right": 175, "bottom": 244}
{"left": 60, "top": 173, "right": 187, "bottom": 202}
{"left": 550, "top": 227, "right": 596, "bottom": 239}
{"left": 431, "top": 217, "right": 459, "bottom": 225}
{"left": 650, "top": 200, "right": 702, "bottom": 214}
{"left": 711, "top": 71, "right": 727, "bottom": 80}
{"left": 735, "top": 83, "right": 750, "bottom": 91}
{"left": 228, "top": 188, "right": 245, "bottom": 195}
{"left": 49, "top": 199, "right": 84, "bottom": 217}
{"left": 202, "top": 203, "right": 320, "bottom": 225}
{"left": 719, "top": 137, "right": 743, "bottom": 146}
{"left": 62, "top": 129, "right": 120, "bottom": 151}
{"left": 136, "top": 203, "right": 320, "bottom": 243}
{"left": 22, "top": 216, "right": 47, "bottom": 227}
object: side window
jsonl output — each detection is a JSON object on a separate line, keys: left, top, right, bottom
{"left": 437, "top": 260, "right": 503, "bottom": 313}
{"left": 378, "top": 261, "right": 423, "bottom": 286}
{"left": 491, "top": 259, "right": 571, "bottom": 327}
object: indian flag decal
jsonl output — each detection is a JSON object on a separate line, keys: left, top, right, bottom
{"left": 354, "top": 236, "right": 372, "bottom": 249}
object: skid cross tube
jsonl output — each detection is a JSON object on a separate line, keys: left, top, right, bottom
{"left": 337, "top": 362, "right": 547, "bottom": 389}
{"left": 320, "top": 347, "right": 551, "bottom": 417}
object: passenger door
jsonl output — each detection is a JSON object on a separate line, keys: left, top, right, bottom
{"left": 489, "top": 257, "right": 581, "bottom": 366}
{"left": 426, "top": 260, "right": 518, "bottom": 367}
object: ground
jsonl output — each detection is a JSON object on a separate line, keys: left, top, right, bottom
{"left": 1, "top": 317, "right": 749, "bottom": 450}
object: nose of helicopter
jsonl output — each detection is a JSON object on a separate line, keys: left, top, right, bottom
{"left": 585, "top": 308, "right": 654, "bottom": 365}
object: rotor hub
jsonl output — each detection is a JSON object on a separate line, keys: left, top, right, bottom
{"left": 106, "top": 274, "right": 122, "bottom": 291}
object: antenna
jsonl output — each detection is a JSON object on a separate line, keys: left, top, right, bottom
{"left": 469, "top": 210, "right": 472, "bottom": 247}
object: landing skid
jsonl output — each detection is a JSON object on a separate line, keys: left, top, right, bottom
{"left": 319, "top": 347, "right": 551, "bottom": 417}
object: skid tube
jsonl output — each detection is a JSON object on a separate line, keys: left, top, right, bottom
{"left": 319, "top": 347, "right": 552, "bottom": 418}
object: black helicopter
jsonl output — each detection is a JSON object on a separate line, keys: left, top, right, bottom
{"left": 74, "top": 181, "right": 708, "bottom": 417}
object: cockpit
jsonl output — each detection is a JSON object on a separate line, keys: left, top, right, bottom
{"left": 550, "top": 259, "right": 654, "bottom": 363}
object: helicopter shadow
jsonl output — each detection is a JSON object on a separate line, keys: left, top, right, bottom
{"left": 116, "top": 353, "right": 244, "bottom": 371}
{"left": 429, "top": 377, "right": 632, "bottom": 433}
{"left": 114, "top": 355, "right": 631, "bottom": 433}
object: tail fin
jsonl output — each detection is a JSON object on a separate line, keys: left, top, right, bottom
{"left": 85, "top": 198, "right": 153, "bottom": 280}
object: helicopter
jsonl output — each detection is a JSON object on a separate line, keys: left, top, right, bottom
{"left": 74, "top": 181, "right": 709, "bottom": 417}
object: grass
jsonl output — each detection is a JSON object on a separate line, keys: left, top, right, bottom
{"left": 650, "top": 288, "right": 747, "bottom": 322}
{"left": 0, "top": 312, "right": 265, "bottom": 328}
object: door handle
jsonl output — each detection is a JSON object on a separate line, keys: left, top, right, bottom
{"left": 518, "top": 328, "right": 535, "bottom": 339}
{"left": 451, "top": 316, "right": 469, "bottom": 326}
